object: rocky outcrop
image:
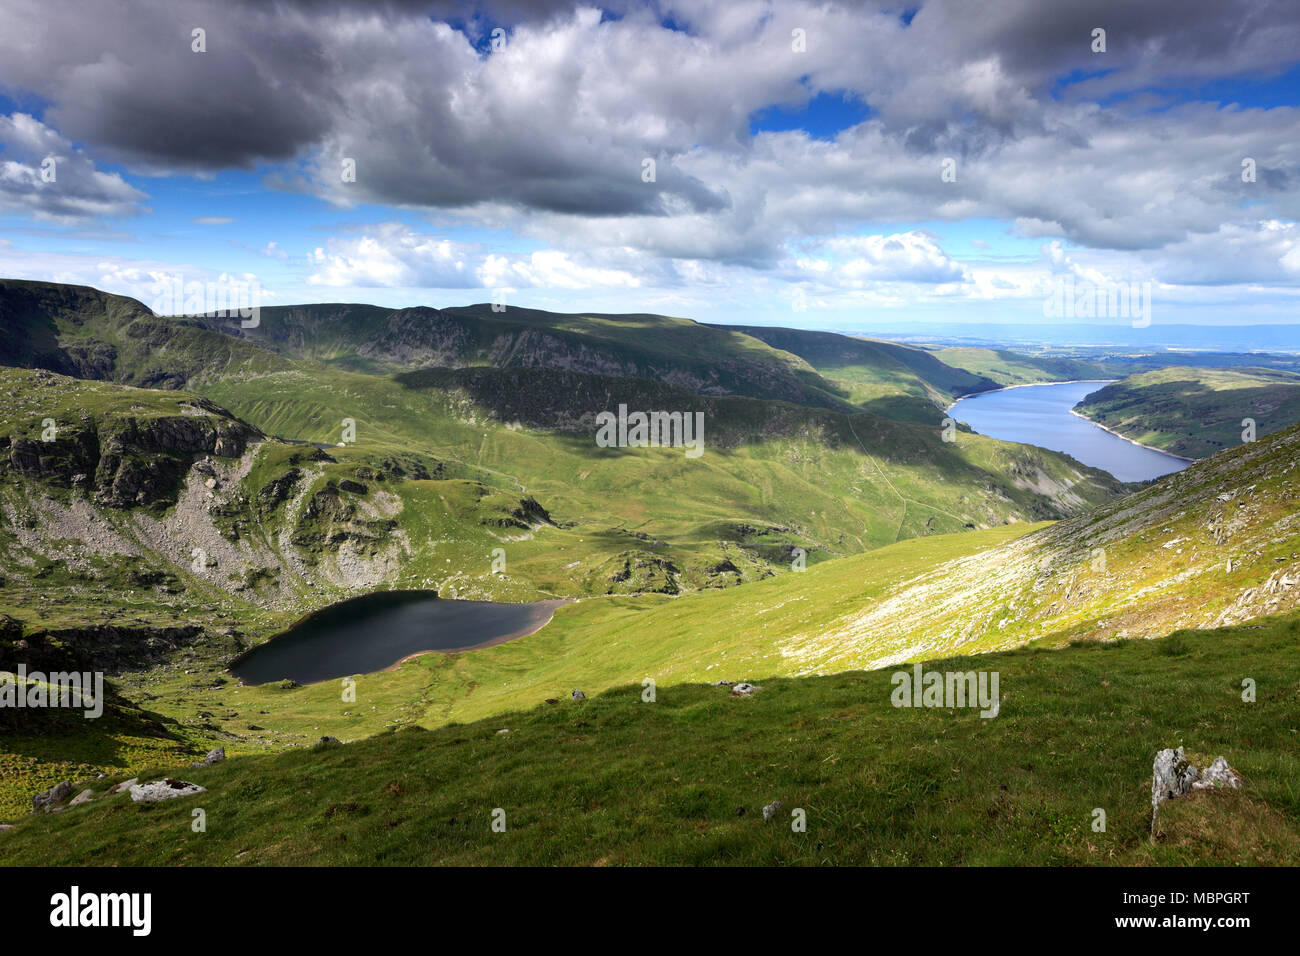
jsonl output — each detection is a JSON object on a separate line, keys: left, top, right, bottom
{"left": 0, "top": 375, "right": 263, "bottom": 510}
{"left": 290, "top": 483, "right": 397, "bottom": 555}
{"left": 585, "top": 550, "right": 680, "bottom": 596}
{"left": 91, "top": 412, "right": 262, "bottom": 508}
{"left": 1151, "top": 747, "right": 1243, "bottom": 838}
{"left": 358, "top": 307, "right": 474, "bottom": 367}
{"left": 480, "top": 495, "right": 553, "bottom": 530}
{"left": 106, "top": 778, "right": 138, "bottom": 795}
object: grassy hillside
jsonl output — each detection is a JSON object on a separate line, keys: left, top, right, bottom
{"left": 0, "top": 280, "right": 1126, "bottom": 559}
{"left": 933, "top": 346, "right": 1121, "bottom": 387}
{"left": 0, "top": 361, "right": 1123, "bottom": 634}
{"left": 778, "top": 414, "right": 1300, "bottom": 674}
{"left": 1075, "top": 366, "right": 1300, "bottom": 458}
{"left": 3, "top": 615, "right": 1297, "bottom": 865}
{"left": 197, "top": 300, "right": 863, "bottom": 412}
{"left": 719, "top": 325, "right": 999, "bottom": 421}
{"left": 0, "top": 524, "right": 1028, "bottom": 819}
{"left": 0, "top": 354, "right": 1124, "bottom": 818}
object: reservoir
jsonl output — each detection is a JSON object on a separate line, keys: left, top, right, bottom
{"left": 947, "top": 381, "right": 1190, "bottom": 483}
{"left": 229, "top": 591, "right": 566, "bottom": 685}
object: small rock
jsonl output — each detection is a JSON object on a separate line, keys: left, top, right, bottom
{"left": 129, "top": 779, "right": 206, "bottom": 803}
{"left": 762, "top": 800, "right": 782, "bottom": 822}
{"left": 192, "top": 746, "right": 225, "bottom": 768}
{"left": 571, "top": 689, "right": 586, "bottom": 700}
{"left": 32, "top": 781, "right": 74, "bottom": 812}
{"left": 0, "top": 824, "right": 14, "bottom": 832}
{"left": 319, "top": 736, "right": 342, "bottom": 745}
{"left": 107, "top": 777, "right": 139, "bottom": 795}
{"left": 713, "top": 680, "right": 736, "bottom": 687}
{"left": 731, "top": 683, "right": 762, "bottom": 696}
{"left": 496, "top": 728, "right": 510, "bottom": 735}
{"left": 1192, "top": 755, "right": 1243, "bottom": 791}
{"left": 69, "top": 789, "right": 94, "bottom": 807}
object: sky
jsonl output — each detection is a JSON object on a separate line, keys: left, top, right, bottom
{"left": 1, "top": 0, "right": 1299, "bottom": 333}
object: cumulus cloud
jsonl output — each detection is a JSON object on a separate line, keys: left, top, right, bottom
{"left": 1, "top": 0, "right": 1299, "bottom": 301}
{"left": 304, "top": 223, "right": 641, "bottom": 290}
{"left": 306, "top": 226, "right": 481, "bottom": 288}
{"left": 0, "top": 113, "right": 147, "bottom": 221}
{"left": 797, "top": 232, "right": 969, "bottom": 286}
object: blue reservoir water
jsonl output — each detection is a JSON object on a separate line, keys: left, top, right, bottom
{"left": 948, "top": 381, "right": 1189, "bottom": 483}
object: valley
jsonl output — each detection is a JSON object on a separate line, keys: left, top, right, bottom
{"left": 1, "top": 280, "right": 1298, "bottom": 864}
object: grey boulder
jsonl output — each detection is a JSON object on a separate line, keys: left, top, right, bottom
{"left": 32, "top": 781, "right": 74, "bottom": 813}
{"left": 129, "top": 779, "right": 207, "bottom": 803}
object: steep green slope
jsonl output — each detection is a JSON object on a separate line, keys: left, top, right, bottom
{"left": 197, "top": 362, "right": 1125, "bottom": 559}
{"left": 0, "top": 278, "right": 293, "bottom": 390}
{"left": 0, "top": 279, "right": 1129, "bottom": 596}
{"left": 777, "top": 414, "right": 1300, "bottom": 674}
{"left": 0, "top": 279, "right": 1143, "bottom": 824}
{"left": 1075, "top": 366, "right": 1300, "bottom": 458}
{"left": 719, "top": 325, "right": 999, "bottom": 421}
{"left": 200, "top": 300, "right": 856, "bottom": 411}
{"left": 3, "top": 616, "right": 1297, "bottom": 865}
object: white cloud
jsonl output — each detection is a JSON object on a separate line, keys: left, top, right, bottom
{"left": 0, "top": 112, "right": 146, "bottom": 222}
{"left": 305, "top": 224, "right": 640, "bottom": 292}
{"left": 800, "top": 232, "right": 969, "bottom": 286}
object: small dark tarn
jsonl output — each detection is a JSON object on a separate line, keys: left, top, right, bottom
{"left": 229, "top": 591, "right": 565, "bottom": 686}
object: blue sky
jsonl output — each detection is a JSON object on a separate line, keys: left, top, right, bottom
{"left": 2, "top": 0, "right": 1299, "bottom": 332}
